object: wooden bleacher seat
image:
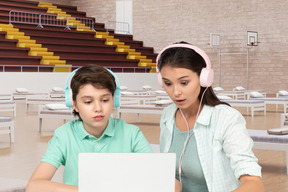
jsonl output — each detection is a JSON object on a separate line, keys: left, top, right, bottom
{"left": 0, "top": 0, "right": 157, "bottom": 72}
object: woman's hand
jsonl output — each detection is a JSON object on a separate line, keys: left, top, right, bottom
{"left": 232, "top": 175, "right": 264, "bottom": 192}
{"left": 175, "top": 179, "right": 182, "bottom": 192}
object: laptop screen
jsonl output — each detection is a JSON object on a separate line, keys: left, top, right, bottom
{"left": 78, "top": 153, "right": 176, "bottom": 192}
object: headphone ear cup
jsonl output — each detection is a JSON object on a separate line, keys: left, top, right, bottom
{"left": 200, "top": 68, "right": 214, "bottom": 87}
{"left": 65, "top": 87, "right": 72, "bottom": 108}
{"left": 157, "top": 73, "right": 163, "bottom": 87}
{"left": 114, "top": 87, "right": 121, "bottom": 108}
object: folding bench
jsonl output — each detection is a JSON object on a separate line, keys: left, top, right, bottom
{"left": 38, "top": 105, "right": 73, "bottom": 132}
{"left": 0, "top": 101, "right": 16, "bottom": 117}
{"left": 13, "top": 92, "right": 49, "bottom": 100}
{"left": 223, "top": 99, "right": 266, "bottom": 117}
{"left": 250, "top": 97, "right": 288, "bottom": 113}
{"left": 248, "top": 129, "right": 288, "bottom": 175}
{"left": 26, "top": 97, "right": 65, "bottom": 113}
{"left": 0, "top": 117, "right": 14, "bottom": 143}
{"left": 118, "top": 105, "right": 165, "bottom": 122}
{"left": 50, "top": 90, "right": 65, "bottom": 98}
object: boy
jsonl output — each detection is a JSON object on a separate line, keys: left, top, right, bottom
{"left": 26, "top": 64, "right": 153, "bottom": 192}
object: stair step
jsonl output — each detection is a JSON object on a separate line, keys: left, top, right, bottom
{"left": 127, "top": 55, "right": 146, "bottom": 60}
{"left": 106, "top": 41, "right": 124, "bottom": 46}
{"left": 48, "top": 8, "right": 62, "bottom": 12}
{"left": 18, "top": 39, "right": 36, "bottom": 44}
{"left": 76, "top": 28, "right": 94, "bottom": 32}
{"left": 63, "top": 58, "right": 139, "bottom": 67}
{"left": 41, "top": 59, "right": 66, "bottom": 65}
{"left": 6, "top": 31, "right": 24, "bottom": 36}
{"left": 42, "top": 55, "right": 60, "bottom": 60}
{"left": 117, "top": 45, "right": 131, "bottom": 49}
{"left": 128, "top": 52, "right": 141, "bottom": 56}
{"left": 55, "top": 51, "right": 127, "bottom": 60}
{"left": 29, "top": 51, "right": 54, "bottom": 56}
{"left": 116, "top": 48, "right": 136, "bottom": 52}
{"left": 96, "top": 31, "right": 109, "bottom": 36}
{"left": 29, "top": 47, "right": 48, "bottom": 52}
{"left": 140, "top": 58, "right": 152, "bottom": 63}
{"left": 53, "top": 65, "right": 72, "bottom": 72}
{"left": 41, "top": 42, "right": 117, "bottom": 52}
{"left": 0, "top": 55, "right": 42, "bottom": 65}
{"left": 138, "top": 61, "right": 152, "bottom": 67}
{"left": 18, "top": 27, "right": 97, "bottom": 39}
{"left": 149, "top": 67, "right": 157, "bottom": 73}
{"left": 106, "top": 38, "right": 119, "bottom": 42}
{"left": 6, "top": 35, "right": 30, "bottom": 40}
{"left": 0, "top": 47, "right": 30, "bottom": 56}
{"left": 17, "top": 43, "right": 42, "bottom": 48}
{"left": 0, "top": 27, "right": 19, "bottom": 32}
{"left": 38, "top": 2, "right": 53, "bottom": 6}
{"left": 0, "top": 23, "right": 13, "bottom": 28}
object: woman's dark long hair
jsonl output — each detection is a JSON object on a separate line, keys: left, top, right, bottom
{"left": 158, "top": 42, "right": 229, "bottom": 107}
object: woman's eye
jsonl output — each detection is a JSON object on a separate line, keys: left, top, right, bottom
{"left": 164, "top": 81, "right": 171, "bottom": 86}
{"left": 181, "top": 81, "right": 188, "bottom": 86}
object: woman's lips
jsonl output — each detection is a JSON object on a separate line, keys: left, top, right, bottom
{"left": 175, "top": 99, "right": 185, "bottom": 105}
{"left": 93, "top": 115, "right": 104, "bottom": 121}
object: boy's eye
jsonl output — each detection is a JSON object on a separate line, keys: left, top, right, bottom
{"left": 84, "top": 100, "right": 92, "bottom": 104}
{"left": 102, "top": 98, "right": 110, "bottom": 102}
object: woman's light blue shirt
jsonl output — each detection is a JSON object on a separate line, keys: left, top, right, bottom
{"left": 160, "top": 104, "right": 262, "bottom": 192}
{"left": 42, "top": 118, "right": 153, "bottom": 186}
{"left": 169, "top": 125, "right": 209, "bottom": 192}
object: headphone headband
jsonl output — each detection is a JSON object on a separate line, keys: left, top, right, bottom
{"left": 156, "top": 44, "right": 212, "bottom": 71}
{"left": 65, "top": 66, "right": 121, "bottom": 109}
{"left": 156, "top": 43, "right": 214, "bottom": 87}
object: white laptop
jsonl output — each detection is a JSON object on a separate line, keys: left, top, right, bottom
{"left": 78, "top": 153, "right": 176, "bottom": 192}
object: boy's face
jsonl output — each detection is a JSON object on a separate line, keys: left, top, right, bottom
{"left": 73, "top": 84, "right": 113, "bottom": 138}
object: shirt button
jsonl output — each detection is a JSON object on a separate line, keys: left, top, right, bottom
{"left": 95, "top": 142, "right": 99, "bottom": 145}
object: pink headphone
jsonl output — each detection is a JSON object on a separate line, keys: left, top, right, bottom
{"left": 156, "top": 44, "right": 214, "bottom": 87}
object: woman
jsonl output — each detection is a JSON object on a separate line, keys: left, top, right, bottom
{"left": 157, "top": 42, "right": 264, "bottom": 192}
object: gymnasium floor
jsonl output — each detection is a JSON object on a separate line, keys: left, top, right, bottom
{"left": 0, "top": 100, "right": 287, "bottom": 191}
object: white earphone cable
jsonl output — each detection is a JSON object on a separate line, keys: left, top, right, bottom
{"left": 178, "top": 87, "right": 208, "bottom": 185}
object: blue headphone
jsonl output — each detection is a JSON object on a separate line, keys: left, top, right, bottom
{"left": 65, "top": 67, "right": 121, "bottom": 109}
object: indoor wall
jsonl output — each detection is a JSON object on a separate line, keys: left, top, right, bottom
{"left": 30, "top": 0, "right": 288, "bottom": 94}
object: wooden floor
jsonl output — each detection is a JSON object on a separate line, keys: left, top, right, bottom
{"left": 0, "top": 100, "right": 287, "bottom": 191}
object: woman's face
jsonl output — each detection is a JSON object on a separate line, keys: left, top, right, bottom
{"left": 160, "top": 66, "right": 201, "bottom": 110}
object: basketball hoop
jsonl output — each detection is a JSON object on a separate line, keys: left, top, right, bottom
{"left": 247, "top": 31, "right": 258, "bottom": 46}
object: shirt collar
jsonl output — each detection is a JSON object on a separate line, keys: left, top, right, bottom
{"left": 196, "top": 105, "right": 213, "bottom": 126}
{"left": 75, "top": 118, "right": 115, "bottom": 140}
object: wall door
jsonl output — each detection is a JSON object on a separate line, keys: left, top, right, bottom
{"left": 116, "top": 0, "right": 132, "bottom": 34}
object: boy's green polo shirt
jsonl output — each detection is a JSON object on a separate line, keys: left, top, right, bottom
{"left": 41, "top": 117, "right": 153, "bottom": 186}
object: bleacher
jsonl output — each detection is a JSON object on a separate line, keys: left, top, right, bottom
{"left": 0, "top": 0, "right": 157, "bottom": 72}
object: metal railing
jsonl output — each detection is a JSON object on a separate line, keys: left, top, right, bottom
{"left": 106, "top": 21, "right": 130, "bottom": 34}
{"left": 0, "top": 65, "right": 55, "bottom": 72}
{"left": 9, "top": 10, "right": 95, "bottom": 31}
{"left": 0, "top": 65, "right": 151, "bottom": 73}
